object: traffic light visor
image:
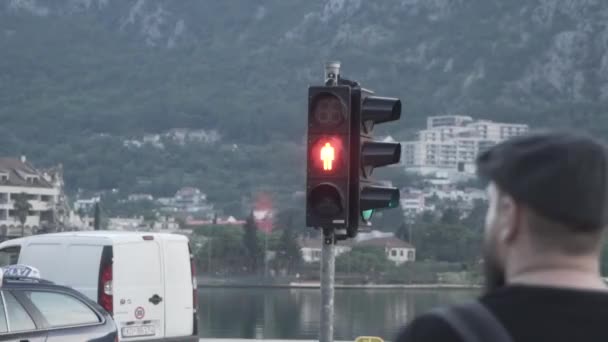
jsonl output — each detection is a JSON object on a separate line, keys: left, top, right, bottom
{"left": 360, "top": 186, "right": 400, "bottom": 211}
{"left": 361, "top": 96, "right": 401, "bottom": 124}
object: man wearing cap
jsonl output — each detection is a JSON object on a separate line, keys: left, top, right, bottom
{"left": 395, "top": 130, "right": 608, "bottom": 342}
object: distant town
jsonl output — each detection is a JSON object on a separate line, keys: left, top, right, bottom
{"left": 0, "top": 115, "right": 528, "bottom": 270}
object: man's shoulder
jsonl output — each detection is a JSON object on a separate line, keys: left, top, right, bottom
{"left": 394, "top": 311, "right": 464, "bottom": 342}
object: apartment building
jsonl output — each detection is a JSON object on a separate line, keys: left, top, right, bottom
{"left": 0, "top": 157, "right": 61, "bottom": 237}
{"left": 403, "top": 115, "right": 529, "bottom": 174}
{"left": 400, "top": 191, "right": 428, "bottom": 218}
{"left": 427, "top": 115, "right": 474, "bottom": 128}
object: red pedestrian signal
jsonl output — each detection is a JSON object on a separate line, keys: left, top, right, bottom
{"left": 310, "top": 137, "right": 343, "bottom": 175}
{"left": 321, "top": 143, "right": 334, "bottom": 171}
{"left": 307, "top": 86, "right": 351, "bottom": 229}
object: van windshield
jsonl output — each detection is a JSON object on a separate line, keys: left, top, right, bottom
{"left": 0, "top": 247, "right": 20, "bottom": 267}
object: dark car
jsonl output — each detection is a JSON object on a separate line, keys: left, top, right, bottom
{"left": 0, "top": 265, "right": 117, "bottom": 342}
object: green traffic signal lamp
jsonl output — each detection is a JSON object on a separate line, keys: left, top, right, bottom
{"left": 362, "top": 209, "right": 374, "bottom": 221}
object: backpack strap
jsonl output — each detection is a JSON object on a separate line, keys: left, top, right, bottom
{"left": 429, "top": 301, "right": 513, "bottom": 342}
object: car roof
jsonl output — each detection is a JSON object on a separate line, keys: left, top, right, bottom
{"left": 1, "top": 277, "right": 107, "bottom": 314}
{"left": 3, "top": 277, "right": 76, "bottom": 293}
{"left": 0, "top": 230, "right": 188, "bottom": 246}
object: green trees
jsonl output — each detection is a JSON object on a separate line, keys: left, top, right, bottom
{"left": 196, "top": 227, "right": 247, "bottom": 275}
{"left": 242, "top": 212, "right": 262, "bottom": 274}
{"left": 191, "top": 207, "right": 305, "bottom": 276}
{"left": 13, "top": 193, "right": 32, "bottom": 237}
{"left": 336, "top": 247, "right": 393, "bottom": 275}
{"left": 272, "top": 209, "right": 302, "bottom": 275}
{"left": 405, "top": 202, "right": 485, "bottom": 265}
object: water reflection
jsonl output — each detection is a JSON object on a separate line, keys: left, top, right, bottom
{"left": 198, "top": 287, "right": 478, "bottom": 340}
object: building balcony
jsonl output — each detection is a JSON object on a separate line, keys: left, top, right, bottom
{"left": 29, "top": 200, "right": 52, "bottom": 211}
{"left": 0, "top": 200, "right": 53, "bottom": 211}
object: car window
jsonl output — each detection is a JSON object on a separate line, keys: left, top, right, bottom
{"left": 0, "top": 293, "right": 8, "bottom": 333}
{"left": 25, "top": 291, "right": 100, "bottom": 328}
{"left": 4, "top": 292, "right": 35, "bottom": 332}
{"left": 0, "top": 247, "right": 20, "bottom": 267}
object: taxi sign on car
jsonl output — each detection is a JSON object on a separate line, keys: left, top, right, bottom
{"left": 1, "top": 264, "right": 41, "bottom": 280}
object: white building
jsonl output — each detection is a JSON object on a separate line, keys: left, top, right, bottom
{"left": 403, "top": 115, "right": 529, "bottom": 175}
{"left": 299, "top": 238, "right": 353, "bottom": 263}
{"left": 359, "top": 237, "right": 416, "bottom": 265}
{"left": 400, "top": 191, "right": 427, "bottom": 218}
{"left": 150, "top": 216, "right": 180, "bottom": 231}
{"left": 0, "top": 157, "right": 61, "bottom": 237}
{"left": 427, "top": 115, "right": 474, "bottom": 128}
{"left": 427, "top": 188, "right": 486, "bottom": 203}
{"left": 299, "top": 233, "right": 416, "bottom": 265}
{"left": 108, "top": 217, "right": 145, "bottom": 231}
{"left": 73, "top": 197, "right": 100, "bottom": 214}
{"left": 127, "top": 194, "right": 154, "bottom": 202}
{"left": 159, "top": 187, "right": 214, "bottom": 218}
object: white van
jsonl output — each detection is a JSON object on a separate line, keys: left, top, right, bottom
{"left": 0, "top": 231, "right": 198, "bottom": 342}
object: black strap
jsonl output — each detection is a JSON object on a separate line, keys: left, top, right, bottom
{"left": 429, "top": 301, "right": 513, "bottom": 342}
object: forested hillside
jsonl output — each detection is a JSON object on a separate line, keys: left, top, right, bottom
{"left": 1, "top": 0, "right": 607, "bottom": 214}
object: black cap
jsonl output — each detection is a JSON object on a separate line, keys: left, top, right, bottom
{"left": 476, "top": 130, "right": 608, "bottom": 231}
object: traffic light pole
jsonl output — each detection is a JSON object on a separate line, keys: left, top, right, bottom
{"left": 320, "top": 228, "right": 336, "bottom": 342}
{"left": 318, "top": 61, "right": 340, "bottom": 342}
{"left": 309, "top": 60, "right": 402, "bottom": 342}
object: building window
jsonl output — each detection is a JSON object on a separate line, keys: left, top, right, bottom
{"left": 400, "top": 250, "right": 404, "bottom": 257}
{"left": 391, "top": 250, "right": 397, "bottom": 257}
{"left": 408, "top": 251, "right": 415, "bottom": 260}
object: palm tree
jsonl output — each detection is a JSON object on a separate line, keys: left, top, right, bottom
{"left": 13, "top": 193, "right": 32, "bottom": 237}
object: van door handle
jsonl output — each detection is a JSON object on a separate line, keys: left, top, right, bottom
{"left": 149, "top": 294, "right": 163, "bottom": 305}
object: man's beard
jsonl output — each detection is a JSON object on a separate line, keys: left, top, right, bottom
{"left": 482, "top": 236, "right": 506, "bottom": 294}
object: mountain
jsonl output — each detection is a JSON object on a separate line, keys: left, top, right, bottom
{"left": 1, "top": 0, "right": 607, "bottom": 214}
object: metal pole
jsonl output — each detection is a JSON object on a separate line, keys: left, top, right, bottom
{"left": 93, "top": 202, "right": 101, "bottom": 231}
{"left": 208, "top": 238, "right": 212, "bottom": 275}
{"left": 264, "top": 231, "right": 269, "bottom": 278}
{"left": 319, "top": 61, "right": 340, "bottom": 342}
{"left": 320, "top": 229, "right": 335, "bottom": 342}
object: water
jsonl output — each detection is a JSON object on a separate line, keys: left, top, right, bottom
{"left": 197, "top": 288, "right": 478, "bottom": 340}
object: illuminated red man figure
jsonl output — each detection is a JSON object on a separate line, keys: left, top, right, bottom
{"left": 320, "top": 142, "right": 335, "bottom": 171}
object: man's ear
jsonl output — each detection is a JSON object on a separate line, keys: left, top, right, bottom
{"left": 499, "top": 194, "right": 520, "bottom": 244}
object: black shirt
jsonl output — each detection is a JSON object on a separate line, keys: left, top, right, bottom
{"left": 394, "top": 285, "right": 608, "bottom": 342}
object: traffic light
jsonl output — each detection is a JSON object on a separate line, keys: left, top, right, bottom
{"left": 348, "top": 88, "right": 402, "bottom": 237}
{"left": 306, "top": 85, "right": 352, "bottom": 229}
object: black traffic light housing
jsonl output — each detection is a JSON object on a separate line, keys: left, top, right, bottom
{"left": 306, "top": 74, "right": 402, "bottom": 240}
{"left": 306, "top": 85, "right": 352, "bottom": 229}
{"left": 347, "top": 87, "right": 402, "bottom": 238}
